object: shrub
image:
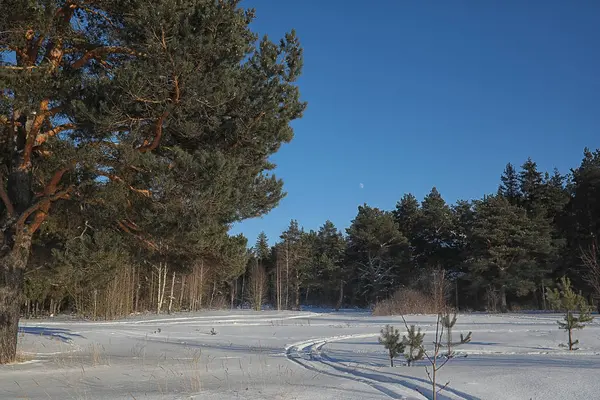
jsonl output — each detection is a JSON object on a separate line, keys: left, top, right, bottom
{"left": 372, "top": 288, "right": 438, "bottom": 316}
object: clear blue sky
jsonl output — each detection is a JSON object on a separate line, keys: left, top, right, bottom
{"left": 231, "top": 0, "right": 600, "bottom": 246}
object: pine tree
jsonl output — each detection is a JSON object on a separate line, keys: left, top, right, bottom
{"left": 0, "top": 0, "right": 306, "bottom": 362}
{"left": 469, "top": 195, "right": 553, "bottom": 312}
{"left": 519, "top": 158, "right": 544, "bottom": 216}
{"left": 393, "top": 193, "right": 421, "bottom": 240}
{"left": 315, "top": 221, "right": 346, "bottom": 308}
{"left": 402, "top": 325, "right": 425, "bottom": 366}
{"left": 439, "top": 310, "right": 472, "bottom": 357}
{"left": 378, "top": 324, "right": 406, "bottom": 367}
{"left": 413, "top": 187, "right": 456, "bottom": 270}
{"left": 346, "top": 205, "right": 408, "bottom": 304}
{"left": 546, "top": 276, "right": 593, "bottom": 350}
{"left": 393, "top": 193, "right": 421, "bottom": 276}
{"left": 499, "top": 163, "right": 522, "bottom": 206}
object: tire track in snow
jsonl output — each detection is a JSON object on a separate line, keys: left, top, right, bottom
{"left": 285, "top": 334, "right": 479, "bottom": 400}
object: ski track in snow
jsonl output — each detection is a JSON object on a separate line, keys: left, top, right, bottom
{"left": 285, "top": 333, "right": 480, "bottom": 400}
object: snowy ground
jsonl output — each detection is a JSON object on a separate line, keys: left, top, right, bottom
{"left": 1, "top": 310, "right": 599, "bottom": 399}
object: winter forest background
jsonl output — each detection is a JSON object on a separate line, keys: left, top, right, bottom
{"left": 24, "top": 150, "right": 600, "bottom": 318}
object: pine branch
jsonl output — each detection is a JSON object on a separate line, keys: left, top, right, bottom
{"left": 71, "top": 46, "right": 139, "bottom": 69}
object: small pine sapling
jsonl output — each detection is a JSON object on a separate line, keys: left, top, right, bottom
{"left": 440, "top": 310, "right": 472, "bottom": 358}
{"left": 378, "top": 324, "right": 406, "bottom": 367}
{"left": 546, "top": 276, "right": 594, "bottom": 350}
{"left": 401, "top": 313, "right": 474, "bottom": 400}
{"left": 403, "top": 325, "right": 425, "bottom": 366}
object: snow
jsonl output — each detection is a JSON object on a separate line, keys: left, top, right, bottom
{"left": 1, "top": 310, "right": 599, "bottom": 399}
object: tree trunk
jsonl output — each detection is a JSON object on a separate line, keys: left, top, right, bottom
{"left": 295, "top": 269, "right": 300, "bottom": 310}
{"left": 568, "top": 326, "right": 573, "bottom": 350}
{"left": 500, "top": 285, "right": 507, "bottom": 313}
{"left": 240, "top": 273, "right": 245, "bottom": 307}
{"left": 179, "top": 275, "right": 185, "bottom": 310}
{"left": 230, "top": 279, "right": 235, "bottom": 310}
{"left": 199, "top": 261, "right": 204, "bottom": 310}
{"left": 305, "top": 285, "right": 310, "bottom": 304}
{"left": 285, "top": 244, "right": 289, "bottom": 310}
{"left": 335, "top": 280, "right": 344, "bottom": 311}
{"left": 0, "top": 243, "right": 29, "bottom": 364}
{"left": 455, "top": 279, "right": 459, "bottom": 310}
{"left": 541, "top": 284, "right": 546, "bottom": 310}
{"left": 168, "top": 271, "right": 175, "bottom": 314}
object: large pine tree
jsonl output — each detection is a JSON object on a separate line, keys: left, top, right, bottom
{"left": 0, "top": 0, "right": 305, "bottom": 363}
{"left": 468, "top": 195, "right": 553, "bottom": 312}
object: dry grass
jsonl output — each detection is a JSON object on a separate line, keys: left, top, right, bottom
{"left": 372, "top": 287, "right": 438, "bottom": 316}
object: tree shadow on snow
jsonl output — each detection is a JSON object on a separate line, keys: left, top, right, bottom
{"left": 19, "top": 326, "right": 84, "bottom": 343}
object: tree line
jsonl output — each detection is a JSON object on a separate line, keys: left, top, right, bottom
{"left": 242, "top": 152, "right": 600, "bottom": 313}
{"left": 21, "top": 150, "right": 600, "bottom": 319}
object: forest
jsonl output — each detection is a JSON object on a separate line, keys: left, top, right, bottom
{"left": 22, "top": 150, "right": 600, "bottom": 317}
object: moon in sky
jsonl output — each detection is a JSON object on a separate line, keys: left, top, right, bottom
{"left": 359, "top": 183, "right": 364, "bottom": 189}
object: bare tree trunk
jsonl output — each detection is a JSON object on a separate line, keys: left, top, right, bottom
{"left": 500, "top": 285, "right": 507, "bottom": 313}
{"left": 230, "top": 279, "right": 235, "bottom": 310}
{"left": 295, "top": 269, "right": 300, "bottom": 310}
{"left": 150, "top": 270, "right": 155, "bottom": 307}
{"left": 285, "top": 244, "right": 289, "bottom": 310}
{"left": 541, "top": 284, "right": 546, "bottom": 310}
{"left": 135, "top": 266, "right": 140, "bottom": 313}
{"left": 305, "top": 285, "right": 310, "bottom": 304}
{"left": 249, "top": 264, "right": 267, "bottom": 311}
{"left": 199, "top": 261, "right": 204, "bottom": 310}
{"left": 455, "top": 279, "right": 459, "bottom": 310}
{"left": 156, "top": 263, "right": 168, "bottom": 314}
{"left": 335, "top": 279, "right": 344, "bottom": 311}
{"left": 179, "top": 275, "right": 185, "bottom": 310}
{"left": 93, "top": 289, "right": 98, "bottom": 320}
{"left": 210, "top": 280, "right": 216, "bottom": 308}
{"left": 276, "top": 252, "right": 281, "bottom": 310}
{"left": 168, "top": 271, "right": 176, "bottom": 314}
{"left": 240, "top": 273, "right": 245, "bottom": 307}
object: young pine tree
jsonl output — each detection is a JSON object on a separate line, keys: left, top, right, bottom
{"left": 378, "top": 325, "right": 406, "bottom": 367}
{"left": 440, "top": 311, "right": 472, "bottom": 358}
{"left": 546, "top": 276, "right": 594, "bottom": 350}
{"left": 403, "top": 325, "right": 425, "bottom": 366}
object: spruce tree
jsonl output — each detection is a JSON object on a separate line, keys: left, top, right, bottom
{"left": 499, "top": 163, "right": 521, "bottom": 206}
{"left": 378, "top": 324, "right": 406, "bottom": 367}
{"left": 402, "top": 325, "right": 425, "bottom": 366}
{"left": 0, "top": 0, "right": 306, "bottom": 363}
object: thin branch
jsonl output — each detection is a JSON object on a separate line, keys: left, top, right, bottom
{"left": 437, "top": 381, "right": 451, "bottom": 394}
{"left": 71, "top": 46, "right": 138, "bottom": 69}
{"left": 137, "top": 111, "right": 169, "bottom": 153}
{"left": 0, "top": 174, "right": 15, "bottom": 216}
{"left": 96, "top": 171, "right": 151, "bottom": 198}
{"left": 35, "top": 123, "right": 75, "bottom": 145}
{"left": 0, "top": 65, "right": 39, "bottom": 71}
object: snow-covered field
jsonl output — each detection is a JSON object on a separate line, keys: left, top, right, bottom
{"left": 2, "top": 310, "right": 599, "bottom": 399}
